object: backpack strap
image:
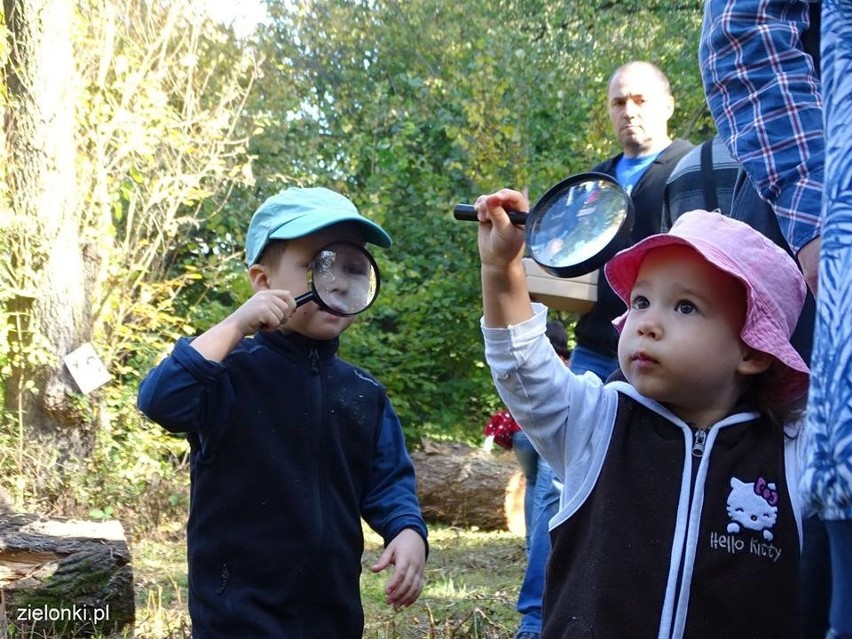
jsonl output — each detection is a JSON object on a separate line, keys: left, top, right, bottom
{"left": 700, "top": 139, "right": 720, "bottom": 212}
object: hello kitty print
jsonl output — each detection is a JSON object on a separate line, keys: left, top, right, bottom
{"left": 709, "top": 476, "right": 784, "bottom": 563}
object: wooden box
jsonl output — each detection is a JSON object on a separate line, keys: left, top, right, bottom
{"left": 522, "top": 257, "right": 598, "bottom": 313}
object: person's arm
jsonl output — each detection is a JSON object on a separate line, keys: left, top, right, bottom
{"left": 360, "top": 400, "right": 428, "bottom": 608}
{"left": 190, "top": 289, "right": 296, "bottom": 362}
{"left": 474, "top": 188, "right": 535, "bottom": 328}
{"left": 137, "top": 337, "right": 231, "bottom": 434}
{"left": 483, "top": 305, "right": 619, "bottom": 480}
{"left": 369, "top": 528, "right": 426, "bottom": 609}
{"left": 360, "top": 401, "right": 428, "bottom": 542}
{"left": 699, "top": 0, "right": 822, "bottom": 292}
{"left": 137, "top": 289, "right": 297, "bottom": 432}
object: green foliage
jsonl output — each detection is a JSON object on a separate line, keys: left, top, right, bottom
{"left": 230, "top": 0, "right": 710, "bottom": 444}
{"left": 77, "top": 387, "right": 191, "bottom": 532}
{"left": 0, "top": 375, "right": 191, "bottom": 533}
{"left": 0, "top": 0, "right": 716, "bottom": 529}
{"left": 72, "top": 0, "right": 260, "bottom": 354}
{"left": 0, "top": 0, "right": 252, "bottom": 523}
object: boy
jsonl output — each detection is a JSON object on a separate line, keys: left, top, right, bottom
{"left": 137, "top": 187, "right": 428, "bottom": 638}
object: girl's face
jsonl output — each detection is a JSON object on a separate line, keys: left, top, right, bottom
{"left": 617, "top": 245, "right": 766, "bottom": 428}
{"left": 252, "top": 223, "right": 364, "bottom": 341}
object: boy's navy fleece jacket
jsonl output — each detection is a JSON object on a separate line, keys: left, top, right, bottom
{"left": 137, "top": 330, "right": 427, "bottom": 638}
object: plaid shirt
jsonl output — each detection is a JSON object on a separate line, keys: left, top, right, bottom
{"left": 699, "top": 0, "right": 823, "bottom": 254}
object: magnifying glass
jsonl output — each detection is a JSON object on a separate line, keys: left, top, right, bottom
{"left": 453, "top": 172, "right": 634, "bottom": 278}
{"left": 294, "top": 241, "right": 381, "bottom": 316}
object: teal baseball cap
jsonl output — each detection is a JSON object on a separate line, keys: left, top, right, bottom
{"left": 245, "top": 187, "right": 392, "bottom": 265}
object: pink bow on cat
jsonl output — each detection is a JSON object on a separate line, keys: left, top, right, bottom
{"left": 754, "top": 476, "right": 779, "bottom": 506}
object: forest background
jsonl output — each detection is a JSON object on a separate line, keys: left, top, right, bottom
{"left": 0, "top": 0, "right": 713, "bottom": 636}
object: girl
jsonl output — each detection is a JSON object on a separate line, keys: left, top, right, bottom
{"left": 475, "top": 194, "right": 809, "bottom": 639}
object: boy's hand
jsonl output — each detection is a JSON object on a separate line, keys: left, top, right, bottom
{"left": 230, "top": 289, "right": 297, "bottom": 335}
{"left": 474, "top": 188, "right": 529, "bottom": 270}
{"left": 370, "top": 528, "right": 426, "bottom": 610}
{"left": 188, "top": 289, "right": 296, "bottom": 363}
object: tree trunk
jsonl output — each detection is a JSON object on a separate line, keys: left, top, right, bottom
{"left": 411, "top": 439, "right": 525, "bottom": 534}
{"left": 0, "top": 512, "right": 134, "bottom": 637}
{"left": 3, "top": 0, "right": 94, "bottom": 464}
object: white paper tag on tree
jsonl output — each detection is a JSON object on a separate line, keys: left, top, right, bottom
{"left": 64, "top": 343, "right": 111, "bottom": 394}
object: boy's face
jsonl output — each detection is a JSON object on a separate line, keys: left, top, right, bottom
{"left": 617, "top": 245, "right": 755, "bottom": 425}
{"left": 252, "top": 223, "right": 366, "bottom": 341}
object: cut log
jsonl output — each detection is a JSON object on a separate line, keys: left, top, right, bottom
{"left": 411, "top": 439, "right": 525, "bottom": 534}
{"left": 0, "top": 512, "right": 134, "bottom": 637}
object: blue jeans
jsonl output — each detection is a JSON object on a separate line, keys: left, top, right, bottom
{"left": 826, "top": 519, "right": 852, "bottom": 637}
{"left": 568, "top": 345, "right": 621, "bottom": 384}
{"left": 515, "top": 456, "right": 559, "bottom": 634}
{"left": 514, "top": 345, "right": 618, "bottom": 635}
{"left": 512, "top": 430, "right": 540, "bottom": 551}
{"left": 799, "top": 514, "right": 832, "bottom": 639}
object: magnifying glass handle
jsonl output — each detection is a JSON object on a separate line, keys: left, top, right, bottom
{"left": 453, "top": 204, "right": 527, "bottom": 225}
{"left": 294, "top": 291, "right": 314, "bottom": 307}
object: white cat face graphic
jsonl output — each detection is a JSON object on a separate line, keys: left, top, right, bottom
{"left": 726, "top": 476, "right": 779, "bottom": 541}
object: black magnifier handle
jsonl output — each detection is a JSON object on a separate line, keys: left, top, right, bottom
{"left": 294, "top": 291, "right": 314, "bottom": 307}
{"left": 295, "top": 289, "right": 337, "bottom": 314}
{"left": 453, "top": 204, "right": 528, "bottom": 225}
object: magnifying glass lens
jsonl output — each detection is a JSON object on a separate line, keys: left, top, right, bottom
{"left": 310, "top": 243, "right": 380, "bottom": 315}
{"left": 527, "top": 179, "right": 630, "bottom": 270}
{"left": 453, "top": 172, "right": 633, "bottom": 278}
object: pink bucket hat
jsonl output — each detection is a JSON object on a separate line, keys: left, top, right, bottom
{"left": 604, "top": 209, "right": 809, "bottom": 403}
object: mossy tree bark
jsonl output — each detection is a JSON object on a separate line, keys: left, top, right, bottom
{"left": 0, "top": 512, "right": 134, "bottom": 638}
{"left": 3, "top": 0, "right": 95, "bottom": 465}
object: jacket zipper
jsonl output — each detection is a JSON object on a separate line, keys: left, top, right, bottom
{"left": 692, "top": 428, "right": 707, "bottom": 458}
{"left": 666, "top": 426, "right": 707, "bottom": 637}
{"left": 308, "top": 345, "right": 326, "bottom": 594}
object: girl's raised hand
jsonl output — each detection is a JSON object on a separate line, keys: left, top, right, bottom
{"left": 474, "top": 188, "right": 529, "bottom": 270}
